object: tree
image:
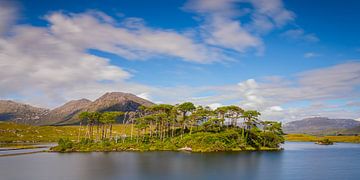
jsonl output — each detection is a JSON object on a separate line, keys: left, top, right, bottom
{"left": 100, "top": 112, "right": 123, "bottom": 139}
{"left": 78, "top": 112, "right": 90, "bottom": 141}
{"left": 150, "top": 104, "right": 174, "bottom": 140}
{"left": 262, "top": 121, "right": 283, "bottom": 135}
{"left": 202, "top": 118, "right": 222, "bottom": 132}
{"left": 177, "top": 102, "right": 196, "bottom": 138}
{"left": 215, "top": 106, "right": 227, "bottom": 126}
{"left": 242, "top": 110, "right": 261, "bottom": 130}
{"left": 226, "top": 105, "right": 244, "bottom": 126}
{"left": 78, "top": 112, "right": 100, "bottom": 139}
{"left": 190, "top": 106, "right": 214, "bottom": 134}
{"left": 261, "top": 121, "right": 284, "bottom": 147}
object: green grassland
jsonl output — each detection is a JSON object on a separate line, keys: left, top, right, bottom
{"left": 2, "top": 122, "right": 360, "bottom": 145}
{"left": 285, "top": 134, "right": 360, "bottom": 143}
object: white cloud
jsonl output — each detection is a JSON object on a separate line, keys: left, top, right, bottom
{"left": 247, "top": 0, "right": 294, "bottom": 26}
{"left": 184, "top": 0, "right": 295, "bottom": 54}
{"left": 281, "top": 29, "right": 319, "bottom": 42}
{"left": 269, "top": 106, "right": 283, "bottom": 111}
{"left": 304, "top": 52, "right": 321, "bottom": 58}
{"left": 0, "top": 2, "right": 245, "bottom": 107}
{"left": 0, "top": 1, "right": 17, "bottom": 35}
{"left": 46, "top": 11, "right": 225, "bottom": 63}
{"left": 147, "top": 62, "right": 360, "bottom": 121}
{"left": 1, "top": 1, "right": 357, "bottom": 122}
{"left": 136, "top": 92, "right": 151, "bottom": 101}
{"left": 208, "top": 103, "right": 223, "bottom": 110}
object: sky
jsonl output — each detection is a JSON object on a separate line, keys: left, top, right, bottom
{"left": 0, "top": 0, "right": 359, "bottom": 122}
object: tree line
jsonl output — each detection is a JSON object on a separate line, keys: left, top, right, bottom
{"left": 77, "top": 102, "right": 283, "bottom": 144}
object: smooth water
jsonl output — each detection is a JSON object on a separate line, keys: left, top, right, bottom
{"left": 1, "top": 142, "right": 360, "bottom": 180}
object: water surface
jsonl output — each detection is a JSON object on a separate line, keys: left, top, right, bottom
{"left": 1, "top": 142, "right": 359, "bottom": 180}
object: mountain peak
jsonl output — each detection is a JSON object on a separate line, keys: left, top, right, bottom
{"left": 0, "top": 100, "right": 49, "bottom": 124}
{"left": 0, "top": 92, "right": 154, "bottom": 125}
{"left": 86, "top": 92, "right": 154, "bottom": 112}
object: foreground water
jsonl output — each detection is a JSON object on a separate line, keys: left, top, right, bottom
{"left": 1, "top": 142, "right": 360, "bottom": 180}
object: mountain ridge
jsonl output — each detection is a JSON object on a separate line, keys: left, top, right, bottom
{"left": 283, "top": 117, "right": 360, "bottom": 135}
{"left": 0, "top": 92, "right": 154, "bottom": 125}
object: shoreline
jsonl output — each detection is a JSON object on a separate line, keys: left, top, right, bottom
{"left": 49, "top": 147, "right": 282, "bottom": 153}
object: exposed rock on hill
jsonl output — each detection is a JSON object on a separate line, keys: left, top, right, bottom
{"left": 85, "top": 92, "right": 154, "bottom": 112}
{"left": 0, "top": 100, "right": 49, "bottom": 125}
{"left": 0, "top": 92, "right": 154, "bottom": 125}
{"left": 56, "top": 92, "right": 154, "bottom": 125}
{"left": 42, "top": 99, "right": 92, "bottom": 125}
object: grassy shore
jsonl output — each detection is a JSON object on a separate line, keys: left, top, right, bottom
{"left": 0, "top": 122, "right": 133, "bottom": 143}
{"left": 2, "top": 122, "right": 359, "bottom": 145}
{"left": 285, "top": 134, "right": 360, "bottom": 143}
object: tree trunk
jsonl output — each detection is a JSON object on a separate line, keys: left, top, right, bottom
{"left": 137, "top": 129, "right": 140, "bottom": 143}
{"left": 102, "top": 125, "right": 105, "bottom": 139}
{"left": 110, "top": 124, "right": 113, "bottom": 139}
{"left": 77, "top": 122, "right": 82, "bottom": 142}
{"left": 131, "top": 119, "right": 134, "bottom": 140}
{"left": 149, "top": 123, "right": 152, "bottom": 137}
{"left": 190, "top": 123, "right": 193, "bottom": 135}
{"left": 172, "top": 124, "right": 175, "bottom": 137}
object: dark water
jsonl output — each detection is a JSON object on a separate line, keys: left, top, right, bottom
{"left": 1, "top": 142, "right": 360, "bottom": 180}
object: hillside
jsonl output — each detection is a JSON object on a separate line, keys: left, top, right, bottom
{"left": 54, "top": 92, "right": 154, "bottom": 125}
{"left": 0, "top": 100, "right": 49, "bottom": 125}
{"left": 41, "top": 99, "right": 92, "bottom": 125}
{"left": 284, "top": 117, "right": 360, "bottom": 135}
{"left": 0, "top": 92, "right": 154, "bottom": 125}
{"left": 85, "top": 92, "right": 154, "bottom": 112}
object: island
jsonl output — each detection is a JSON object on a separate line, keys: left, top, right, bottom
{"left": 50, "top": 103, "right": 285, "bottom": 152}
{"left": 315, "top": 138, "right": 334, "bottom": 145}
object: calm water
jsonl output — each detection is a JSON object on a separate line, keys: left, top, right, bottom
{"left": 1, "top": 142, "right": 360, "bottom": 180}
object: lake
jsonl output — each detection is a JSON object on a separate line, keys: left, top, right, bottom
{"left": 1, "top": 142, "right": 360, "bottom": 180}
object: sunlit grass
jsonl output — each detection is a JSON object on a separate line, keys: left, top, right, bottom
{"left": 285, "top": 134, "right": 360, "bottom": 143}
{"left": 0, "top": 122, "right": 135, "bottom": 143}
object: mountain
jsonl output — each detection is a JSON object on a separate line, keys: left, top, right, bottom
{"left": 0, "top": 92, "right": 155, "bottom": 125}
{"left": 85, "top": 92, "right": 154, "bottom": 112}
{"left": 339, "top": 125, "right": 360, "bottom": 135}
{"left": 41, "top": 99, "right": 92, "bottom": 125}
{"left": 283, "top": 117, "right": 360, "bottom": 135}
{"left": 55, "top": 92, "right": 154, "bottom": 125}
{"left": 0, "top": 100, "right": 49, "bottom": 125}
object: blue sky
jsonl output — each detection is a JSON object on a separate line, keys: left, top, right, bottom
{"left": 0, "top": 0, "right": 359, "bottom": 121}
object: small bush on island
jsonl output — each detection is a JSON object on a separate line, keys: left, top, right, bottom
{"left": 51, "top": 103, "right": 285, "bottom": 152}
{"left": 315, "top": 138, "right": 334, "bottom": 145}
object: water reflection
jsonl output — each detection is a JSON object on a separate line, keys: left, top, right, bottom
{"left": 1, "top": 142, "right": 360, "bottom": 180}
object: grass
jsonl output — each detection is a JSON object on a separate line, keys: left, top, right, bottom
{"left": 0, "top": 122, "right": 134, "bottom": 143}
{"left": 2, "top": 122, "right": 359, "bottom": 145}
{"left": 285, "top": 134, "right": 360, "bottom": 143}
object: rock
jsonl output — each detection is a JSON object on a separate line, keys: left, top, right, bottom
{"left": 178, "top": 147, "right": 192, "bottom": 152}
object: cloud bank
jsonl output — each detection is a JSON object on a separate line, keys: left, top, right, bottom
{"left": 0, "top": 1, "right": 358, "bottom": 122}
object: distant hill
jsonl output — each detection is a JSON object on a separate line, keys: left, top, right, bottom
{"left": 0, "top": 100, "right": 49, "bottom": 125}
{"left": 0, "top": 92, "right": 154, "bottom": 125}
{"left": 85, "top": 92, "right": 154, "bottom": 112}
{"left": 57, "top": 92, "right": 154, "bottom": 125}
{"left": 340, "top": 125, "right": 360, "bottom": 135}
{"left": 284, "top": 117, "right": 360, "bottom": 135}
{"left": 41, "top": 99, "right": 92, "bottom": 125}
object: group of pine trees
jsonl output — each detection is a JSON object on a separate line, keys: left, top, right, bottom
{"left": 77, "top": 102, "right": 283, "bottom": 144}
{"left": 77, "top": 111, "right": 124, "bottom": 141}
